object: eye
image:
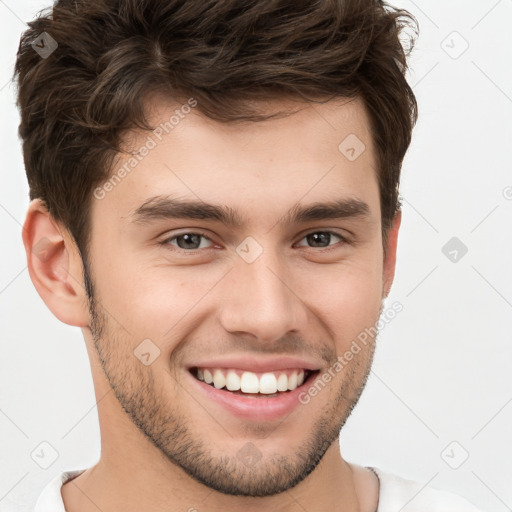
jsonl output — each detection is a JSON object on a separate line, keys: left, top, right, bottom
{"left": 163, "top": 232, "right": 214, "bottom": 251}
{"left": 295, "top": 231, "right": 346, "bottom": 249}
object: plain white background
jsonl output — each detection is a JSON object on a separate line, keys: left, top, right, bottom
{"left": 1, "top": 1, "right": 511, "bottom": 511}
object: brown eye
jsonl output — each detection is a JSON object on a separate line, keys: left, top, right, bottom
{"left": 296, "top": 231, "right": 344, "bottom": 249}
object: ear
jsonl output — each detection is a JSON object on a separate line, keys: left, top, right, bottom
{"left": 22, "top": 199, "right": 90, "bottom": 327}
{"left": 382, "top": 211, "right": 401, "bottom": 299}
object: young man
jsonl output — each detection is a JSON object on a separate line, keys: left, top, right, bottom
{"left": 15, "top": 0, "right": 484, "bottom": 510}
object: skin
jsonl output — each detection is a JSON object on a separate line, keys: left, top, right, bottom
{"left": 23, "top": 95, "right": 400, "bottom": 512}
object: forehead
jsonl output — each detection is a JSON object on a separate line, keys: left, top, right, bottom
{"left": 94, "top": 95, "right": 379, "bottom": 226}
{"left": 142, "top": 93, "right": 374, "bottom": 160}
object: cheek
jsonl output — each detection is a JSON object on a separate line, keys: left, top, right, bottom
{"left": 95, "top": 258, "right": 224, "bottom": 343}
{"left": 91, "top": 234, "right": 384, "bottom": 352}
{"left": 294, "top": 257, "right": 383, "bottom": 344}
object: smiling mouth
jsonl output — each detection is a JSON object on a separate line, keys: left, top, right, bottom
{"left": 190, "top": 367, "right": 317, "bottom": 397}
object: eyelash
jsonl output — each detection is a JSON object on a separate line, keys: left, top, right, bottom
{"left": 159, "top": 230, "right": 349, "bottom": 253}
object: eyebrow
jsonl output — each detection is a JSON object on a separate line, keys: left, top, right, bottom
{"left": 130, "top": 195, "right": 371, "bottom": 228}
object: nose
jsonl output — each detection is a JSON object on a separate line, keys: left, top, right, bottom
{"left": 218, "top": 247, "right": 309, "bottom": 344}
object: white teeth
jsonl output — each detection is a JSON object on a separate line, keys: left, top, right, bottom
{"left": 241, "top": 371, "right": 259, "bottom": 393}
{"left": 213, "top": 369, "right": 226, "bottom": 389}
{"left": 287, "top": 371, "right": 298, "bottom": 391}
{"left": 226, "top": 370, "right": 241, "bottom": 391}
{"left": 276, "top": 373, "right": 288, "bottom": 392}
{"left": 195, "top": 368, "right": 310, "bottom": 394}
{"left": 259, "top": 373, "right": 278, "bottom": 394}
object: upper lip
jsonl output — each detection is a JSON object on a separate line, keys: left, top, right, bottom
{"left": 188, "top": 355, "right": 322, "bottom": 373}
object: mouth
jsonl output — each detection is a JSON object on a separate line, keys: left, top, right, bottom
{"left": 185, "top": 356, "right": 323, "bottom": 420}
{"left": 190, "top": 367, "right": 318, "bottom": 398}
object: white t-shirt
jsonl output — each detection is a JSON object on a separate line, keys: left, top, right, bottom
{"left": 34, "top": 466, "right": 485, "bottom": 511}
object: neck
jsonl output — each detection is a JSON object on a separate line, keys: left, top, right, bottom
{"left": 61, "top": 357, "right": 378, "bottom": 512}
{"left": 62, "top": 436, "right": 367, "bottom": 512}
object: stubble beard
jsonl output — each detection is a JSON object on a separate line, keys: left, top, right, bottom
{"left": 86, "top": 274, "right": 377, "bottom": 497}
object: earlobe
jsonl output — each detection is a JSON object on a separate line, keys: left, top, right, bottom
{"left": 22, "top": 199, "right": 90, "bottom": 327}
{"left": 382, "top": 211, "right": 401, "bottom": 298}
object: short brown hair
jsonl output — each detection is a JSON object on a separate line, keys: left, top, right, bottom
{"left": 15, "top": 0, "right": 418, "bottom": 264}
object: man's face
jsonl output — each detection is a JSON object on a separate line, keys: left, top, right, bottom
{"left": 85, "top": 96, "right": 395, "bottom": 496}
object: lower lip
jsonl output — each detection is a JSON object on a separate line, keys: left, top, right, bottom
{"left": 188, "top": 370, "right": 318, "bottom": 421}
